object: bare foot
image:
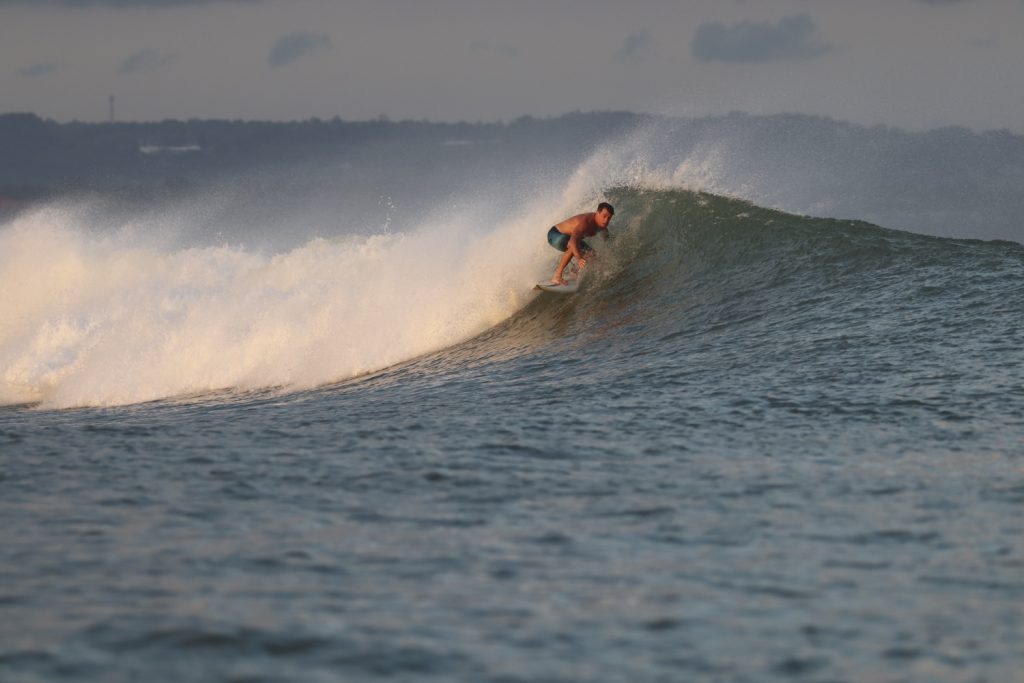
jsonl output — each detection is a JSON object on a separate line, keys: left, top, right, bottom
{"left": 549, "top": 278, "right": 568, "bottom": 286}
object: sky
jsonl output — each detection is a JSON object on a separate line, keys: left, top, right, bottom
{"left": 2, "top": 0, "right": 1023, "bottom": 132}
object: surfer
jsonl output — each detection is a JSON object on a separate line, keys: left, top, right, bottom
{"left": 546, "top": 202, "right": 614, "bottom": 285}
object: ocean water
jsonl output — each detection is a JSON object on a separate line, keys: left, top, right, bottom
{"left": 3, "top": 162, "right": 1024, "bottom": 680}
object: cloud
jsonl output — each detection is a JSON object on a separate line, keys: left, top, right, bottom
{"left": 16, "top": 62, "right": 60, "bottom": 77}
{"left": 692, "top": 14, "right": 834, "bottom": 63}
{"left": 268, "top": 31, "right": 333, "bottom": 68}
{"left": 615, "top": 29, "right": 655, "bottom": 64}
{"left": 120, "top": 49, "right": 174, "bottom": 74}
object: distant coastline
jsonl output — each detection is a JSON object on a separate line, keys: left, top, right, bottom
{"left": 3, "top": 110, "right": 1023, "bottom": 242}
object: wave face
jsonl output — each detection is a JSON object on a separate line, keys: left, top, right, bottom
{"left": 480, "top": 184, "right": 1024, "bottom": 373}
{"left": 3, "top": 180, "right": 1024, "bottom": 411}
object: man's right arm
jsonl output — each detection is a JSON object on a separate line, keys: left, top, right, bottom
{"left": 567, "top": 233, "right": 583, "bottom": 260}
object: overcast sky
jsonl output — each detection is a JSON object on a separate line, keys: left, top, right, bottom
{"left": 2, "top": 0, "right": 1023, "bottom": 132}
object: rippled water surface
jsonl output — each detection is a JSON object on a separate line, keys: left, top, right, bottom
{"left": 3, "top": 190, "right": 1024, "bottom": 682}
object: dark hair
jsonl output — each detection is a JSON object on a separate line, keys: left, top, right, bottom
{"left": 597, "top": 202, "right": 615, "bottom": 215}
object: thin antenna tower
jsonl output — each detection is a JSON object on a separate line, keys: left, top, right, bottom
{"left": 109, "top": 94, "right": 115, "bottom": 123}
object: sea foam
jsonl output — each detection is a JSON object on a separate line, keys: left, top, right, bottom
{"left": 0, "top": 199, "right": 564, "bottom": 408}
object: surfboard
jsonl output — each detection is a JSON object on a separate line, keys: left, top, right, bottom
{"left": 534, "top": 279, "right": 580, "bottom": 294}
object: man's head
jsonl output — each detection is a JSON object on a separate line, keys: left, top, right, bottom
{"left": 596, "top": 202, "right": 614, "bottom": 228}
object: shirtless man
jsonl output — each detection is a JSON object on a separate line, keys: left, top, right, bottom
{"left": 546, "top": 202, "right": 614, "bottom": 285}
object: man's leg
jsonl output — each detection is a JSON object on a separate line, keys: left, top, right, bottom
{"left": 551, "top": 249, "right": 573, "bottom": 284}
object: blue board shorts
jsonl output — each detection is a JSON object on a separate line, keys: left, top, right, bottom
{"left": 547, "top": 226, "right": 592, "bottom": 255}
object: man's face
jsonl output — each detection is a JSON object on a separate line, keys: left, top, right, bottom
{"left": 596, "top": 208, "right": 612, "bottom": 228}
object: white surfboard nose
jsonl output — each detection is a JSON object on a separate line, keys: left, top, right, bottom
{"left": 534, "top": 280, "right": 580, "bottom": 294}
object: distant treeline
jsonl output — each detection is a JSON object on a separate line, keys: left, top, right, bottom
{"left": 0, "top": 110, "right": 643, "bottom": 191}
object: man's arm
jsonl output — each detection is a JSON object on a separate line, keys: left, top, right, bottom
{"left": 567, "top": 230, "right": 586, "bottom": 261}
